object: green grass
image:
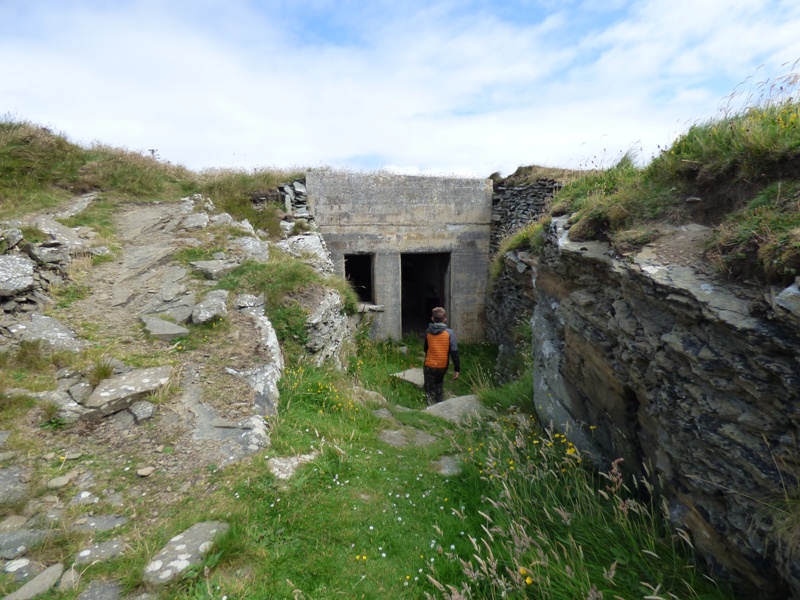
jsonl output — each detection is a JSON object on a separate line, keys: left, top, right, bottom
{"left": 112, "top": 337, "right": 730, "bottom": 600}
{"left": 0, "top": 340, "right": 75, "bottom": 392}
{"left": 196, "top": 168, "right": 305, "bottom": 237}
{"left": 0, "top": 117, "right": 299, "bottom": 233}
{"left": 711, "top": 181, "right": 800, "bottom": 283}
{"left": 215, "top": 252, "right": 359, "bottom": 356}
{"left": 57, "top": 196, "right": 119, "bottom": 238}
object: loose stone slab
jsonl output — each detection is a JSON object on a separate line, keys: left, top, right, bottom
{"left": 130, "top": 400, "right": 156, "bottom": 422}
{"left": 391, "top": 368, "right": 424, "bottom": 388}
{"left": 189, "top": 259, "right": 239, "bottom": 280}
{"left": 0, "top": 255, "right": 36, "bottom": 297}
{"left": 0, "top": 529, "right": 48, "bottom": 559}
{"left": 378, "top": 429, "right": 408, "bottom": 448}
{"left": 0, "top": 466, "right": 30, "bottom": 507}
{"left": 425, "top": 394, "right": 486, "bottom": 424}
{"left": 3, "top": 562, "right": 63, "bottom": 600}
{"left": 232, "top": 236, "right": 270, "bottom": 262}
{"left": 59, "top": 566, "right": 81, "bottom": 591}
{"left": 181, "top": 212, "right": 209, "bottom": 230}
{"left": 433, "top": 455, "right": 463, "bottom": 476}
{"left": 4, "top": 558, "right": 44, "bottom": 583}
{"left": 191, "top": 289, "right": 228, "bottom": 324}
{"left": 70, "top": 515, "right": 127, "bottom": 532}
{"left": 74, "top": 539, "right": 127, "bottom": 565}
{"left": 76, "top": 580, "right": 123, "bottom": 600}
{"left": 8, "top": 314, "right": 87, "bottom": 352}
{"left": 143, "top": 521, "right": 230, "bottom": 586}
{"left": 140, "top": 315, "right": 189, "bottom": 342}
{"left": 0, "top": 515, "right": 29, "bottom": 533}
{"left": 411, "top": 429, "right": 437, "bottom": 446}
{"left": 33, "top": 390, "right": 89, "bottom": 423}
{"left": 267, "top": 451, "right": 320, "bottom": 480}
{"left": 83, "top": 365, "right": 173, "bottom": 418}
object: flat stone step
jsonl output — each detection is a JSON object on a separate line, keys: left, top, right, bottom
{"left": 391, "top": 368, "right": 424, "bottom": 387}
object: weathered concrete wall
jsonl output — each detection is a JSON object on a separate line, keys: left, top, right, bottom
{"left": 306, "top": 170, "right": 492, "bottom": 342}
{"left": 532, "top": 217, "right": 800, "bottom": 599}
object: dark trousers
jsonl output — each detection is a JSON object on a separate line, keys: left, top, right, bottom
{"left": 424, "top": 366, "right": 447, "bottom": 405}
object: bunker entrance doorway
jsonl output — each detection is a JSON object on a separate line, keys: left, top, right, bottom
{"left": 401, "top": 253, "right": 451, "bottom": 335}
{"left": 344, "top": 254, "right": 374, "bottom": 303}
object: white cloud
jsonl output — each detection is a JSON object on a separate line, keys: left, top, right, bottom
{"left": 1, "top": 0, "right": 799, "bottom": 177}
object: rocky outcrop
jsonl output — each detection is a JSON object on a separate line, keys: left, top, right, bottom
{"left": 530, "top": 217, "right": 800, "bottom": 598}
{"left": 305, "top": 288, "right": 350, "bottom": 368}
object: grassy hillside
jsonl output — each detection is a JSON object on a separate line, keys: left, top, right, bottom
{"left": 496, "top": 71, "right": 800, "bottom": 288}
{"left": 0, "top": 118, "right": 304, "bottom": 233}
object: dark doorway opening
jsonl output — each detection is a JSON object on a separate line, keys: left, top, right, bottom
{"left": 344, "top": 254, "right": 373, "bottom": 303}
{"left": 401, "top": 253, "right": 451, "bottom": 335}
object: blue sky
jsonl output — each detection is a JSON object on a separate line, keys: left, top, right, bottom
{"left": 2, "top": 0, "right": 800, "bottom": 177}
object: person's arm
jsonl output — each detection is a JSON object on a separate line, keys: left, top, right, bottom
{"left": 449, "top": 329, "right": 460, "bottom": 378}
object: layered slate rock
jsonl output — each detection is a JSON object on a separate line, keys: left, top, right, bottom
{"left": 83, "top": 366, "right": 173, "bottom": 419}
{"left": 8, "top": 314, "right": 87, "bottom": 352}
{"left": 32, "top": 390, "right": 89, "bottom": 423}
{"left": 0, "top": 529, "right": 48, "bottom": 560}
{"left": 305, "top": 289, "right": 350, "bottom": 368}
{"left": 531, "top": 216, "right": 800, "bottom": 595}
{"left": 76, "top": 581, "right": 123, "bottom": 600}
{"left": 181, "top": 212, "right": 209, "bottom": 231}
{"left": 232, "top": 236, "right": 269, "bottom": 262}
{"left": 143, "top": 521, "right": 229, "bottom": 586}
{"left": 0, "top": 255, "right": 36, "bottom": 297}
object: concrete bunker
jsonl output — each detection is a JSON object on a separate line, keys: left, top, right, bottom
{"left": 306, "top": 170, "right": 492, "bottom": 342}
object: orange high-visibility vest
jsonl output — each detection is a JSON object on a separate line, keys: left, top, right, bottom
{"left": 425, "top": 330, "right": 451, "bottom": 369}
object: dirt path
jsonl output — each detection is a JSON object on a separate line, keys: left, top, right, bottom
{"left": 17, "top": 198, "right": 270, "bottom": 524}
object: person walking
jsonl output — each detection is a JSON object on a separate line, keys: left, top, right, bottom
{"left": 423, "top": 306, "right": 460, "bottom": 405}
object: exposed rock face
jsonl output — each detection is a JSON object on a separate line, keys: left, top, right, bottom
{"left": 531, "top": 217, "right": 800, "bottom": 597}
{"left": 305, "top": 289, "right": 350, "bottom": 368}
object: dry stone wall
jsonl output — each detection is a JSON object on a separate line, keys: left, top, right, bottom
{"left": 490, "top": 178, "right": 560, "bottom": 253}
{"left": 485, "top": 177, "right": 556, "bottom": 376}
